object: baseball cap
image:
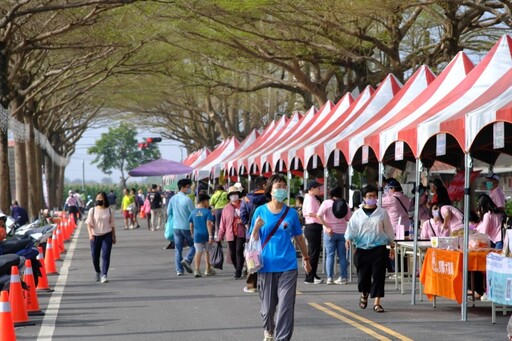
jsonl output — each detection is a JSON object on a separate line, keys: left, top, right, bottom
{"left": 306, "top": 180, "right": 322, "bottom": 190}
{"left": 486, "top": 173, "right": 499, "bottom": 181}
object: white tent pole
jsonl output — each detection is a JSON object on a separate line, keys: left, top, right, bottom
{"left": 247, "top": 174, "right": 252, "bottom": 193}
{"left": 461, "top": 153, "right": 472, "bottom": 321}
{"left": 411, "top": 158, "right": 422, "bottom": 305}
{"left": 304, "top": 169, "right": 309, "bottom": 192}
{"left": 378, "top": 162, "right": 384, "bottom": 205}
{"left": 322, "top": 167, "right": 329, "bottom": 275}
{"left": 287, "top": 171, "right": 291, "bottom": 203}
{"left": 348, "top": 164, "right": 354, "bottom": 283}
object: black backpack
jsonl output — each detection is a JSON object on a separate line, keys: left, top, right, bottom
{"left": 332, "top": 198, "right": 348, "bottom": 219}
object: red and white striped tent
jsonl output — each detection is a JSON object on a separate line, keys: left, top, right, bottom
{"left": 216, "top": 128, "right": 260, "bottom": 179}
{"left": 397, "top": 34, "right": 512, "bottom": 162}
{"left": 226, "top": 115, "right": 291, "bottom": 176}
{"left": 363, "top": 51, "right": 475, "bottom": 163}
{"left": 183, "top": 148, "right": 211, "bottom": 168}
{"left": 299, "top": 74, "right": 402, "bottom": 170}
{"left": 245, "top": 111, "right": 305, "bottom": 174}
{"left": 337, "top": 65, "right": 437, "bottom": 167}
{"left": 222, "top": 122, "right": 280, "bottom": 176}
{"left": 252, "top": 106, "right": 325, "bottom": 173}
{"left": 194, "top": 136, "right": 239, "bottom": 180}
{"left": 280, "top": 93, "right": 353, "bottom": 171}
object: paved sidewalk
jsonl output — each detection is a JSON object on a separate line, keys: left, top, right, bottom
{"left": 12, "top": 217, "right": 511, "bottom": 340}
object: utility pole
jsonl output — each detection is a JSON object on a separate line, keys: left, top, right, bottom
{"left": 82, "top": 160, "right": 85, "bottom": 191}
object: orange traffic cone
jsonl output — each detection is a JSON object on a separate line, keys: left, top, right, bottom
{"left": 56, "top": 226, "right": 65, "bottom": 254}
{"left": 63, "top": 220, "right": 70, "bottom": 241}
{"left": 52, "top": 231, "right": 61, "bottom": 261}
{"left": 68, "top": 216, "right": 76, "bottom": 231}
{"left": 44, "top": 238, "right": 59, "bottom": 275}
{"left": 0, "top": 290, "right": 16, "bottom": 341}
{"left": 36, "top": 247, "right": 52, "bottom": 292}
{"left": 22, "top": 260, "right": 44, "bottom": 316}
{"left": 8, "top": 266, "right": 33, "bottom": 326}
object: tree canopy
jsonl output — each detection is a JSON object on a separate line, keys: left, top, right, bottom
{"left": 87, "top": 123, "right": 161, "bottom": 188}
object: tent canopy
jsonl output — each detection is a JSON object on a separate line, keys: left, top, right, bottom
{"left": 128, "top": 159, "right": 193, "bottom": 177}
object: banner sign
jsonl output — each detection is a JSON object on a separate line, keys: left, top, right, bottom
{"left": 447, "top": 169, "right": 481, "bottom": 202}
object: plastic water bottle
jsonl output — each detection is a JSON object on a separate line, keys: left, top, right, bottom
{"left": 408, "top": 225, "right": 414, "bottom": 240}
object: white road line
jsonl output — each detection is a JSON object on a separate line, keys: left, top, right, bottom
{"left": 37, "top": 222, "right": 82, "bottom": 341}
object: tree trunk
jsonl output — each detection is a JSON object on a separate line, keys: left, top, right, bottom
{"left": 24, "top": 114, "right": 38, "bottom": 219}
{"left": 35, "top": 145, "right": 44, "bottom": 211}
{"left": 57, "top": 164, "right": 65, "bottom": 209}
{"left": 11, "top": 99, "right": 28, "bottom": 207}
{"left": 0, "top": 127, "right": 10, "bottom": 213}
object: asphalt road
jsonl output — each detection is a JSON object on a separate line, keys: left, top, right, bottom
{"left": 13, "top": 215, "right": 511, "bottom": 340}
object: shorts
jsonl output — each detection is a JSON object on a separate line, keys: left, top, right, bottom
{"left": 194, "top": 242, "right": 210, "bottom": 253}
{"left": 123, "top": 210, "right": 133, "bottom": 219}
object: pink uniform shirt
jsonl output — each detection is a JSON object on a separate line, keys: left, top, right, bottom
{"left": 381, "top": 192, "right": 411, "bottom": 230}
{"left": 317, "top": 199, "right": 352, "bottom": 234}
{"left": 303, "top": 193, "right": 320, "bottom": 224}
{"left": 476, "top": 212, "right": 502, "bottom": 244}
{"left": 420, "top": 218, "right": 449, "bottom": 239}
{"left": 490, "top": 187, "right": 506, "bottom": 209}
{"left": 440, "top": 205, "right": 464, "bottom": 231}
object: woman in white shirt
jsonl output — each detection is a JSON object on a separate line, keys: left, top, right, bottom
{"left": 86, "top": 192, "right": 116, "bottom": 283}
{"left": 302, "top": 180, "right": 323, "bottom": 284}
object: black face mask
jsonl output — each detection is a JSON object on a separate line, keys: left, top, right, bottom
{"left": 95, "top": 200, "right": 104, "bottom": 206}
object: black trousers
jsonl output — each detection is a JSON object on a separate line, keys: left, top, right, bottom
{"left": 354, "top": 245, "right": 387, "bottom": 298}
{"left": 228, "top": 236, "right": 246, "bottom": 278}
{"left": 304, "top": 223, "right": 323, "bottom": 282}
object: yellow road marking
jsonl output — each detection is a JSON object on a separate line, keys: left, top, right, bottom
{"left": 325, "top": 302, "right": 414, "bottom": 341}
{"left": 309, "top": 303, "right": 391, "bottom": 341}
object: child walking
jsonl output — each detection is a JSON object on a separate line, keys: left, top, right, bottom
{"left": 189, "top": 194, "right": 216, "bottom": 277}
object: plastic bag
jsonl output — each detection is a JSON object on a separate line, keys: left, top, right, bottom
{"left": 468, "top": 233, "right": 491, "bottom": 250}
{"left": 209, "top": 242, "right": 224, "bottom": 270}
{"left": 244, "top": 237, "right": 263, "bottom": 274}
{"left": 164, "top": 217, "right": 174, "bottom": 242}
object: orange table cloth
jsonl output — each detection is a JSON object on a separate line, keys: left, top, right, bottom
{"left": 420, "top": 248, "right": 492, "bottom": 304}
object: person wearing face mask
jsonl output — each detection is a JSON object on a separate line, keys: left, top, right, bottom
{"left": 167, "top": 179, "right": 196, "bottom": 276}
{"left": 249, "top": 174, "right": 310, "bottom": 341}
{"left": 147, "top": 184, "right": 163, "bottom": 231}
{"left": 217, "top": 186, "right": 246, "bottom": 279}
{"left": 420, "top": 203, "right": 448, "bottom": 239}
{"left": 303, "top": 180, "right": 324, "bottom": 284}
{"left": 381, "top": 178, "right": 411, "bottom": 237}
{"left": 86, "top": 191, "right": 116, "bottom": 283}
{"left": 345, "top": 184, "right": 395, "bottom": 313}
{"left": 485, "top": 173, "right": 505, "bottom": 212}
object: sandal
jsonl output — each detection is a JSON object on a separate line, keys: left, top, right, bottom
{"left": 373, "top": 304, "right": 385, "bottom": 313}
{"left": 359, "top": 294, "right": 368, "bottom": 309}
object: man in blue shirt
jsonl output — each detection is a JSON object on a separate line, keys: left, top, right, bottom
{"left": 11, "top": 200, "right": 28, "bottom": 226}
{"left": 167, "top": 179, "right": 196, "bottom": 276}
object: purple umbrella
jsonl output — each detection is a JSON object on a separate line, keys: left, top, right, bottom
{"left": 128, "top": 159, "right": 193, "bottom": 177}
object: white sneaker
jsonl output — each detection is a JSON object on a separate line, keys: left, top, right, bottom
{"left": 334, "top": 277, "right": 348, "bottom": 285}
{"left": 204, "top": 268, "right": 216, "bottom": 276}
{"left": 313, "top": 278, "right": 324, "bottom": 284}
{"left": 326, "top": 277, "right": 334, "bottom": 285}
{"left": 480, "top": 293, "right": 490, "bottom": 301}
{"left": 100, "top": 275, "right": 108, "bottom": 283}
{"left": 263, "top": 330, "right": 274, "bottom": 341}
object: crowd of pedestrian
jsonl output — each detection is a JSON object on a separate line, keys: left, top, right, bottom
{"left": 82, "top": 170, "right": 507, "bottom": 341}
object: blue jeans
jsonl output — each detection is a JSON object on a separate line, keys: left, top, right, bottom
{"left": 324, "top": 232, "right": 348, "bottom": 279}
{"left": 90, "top": 232, "right": 113, "bottom": 276}
{"left": 174, "top": 229, "right": 196, "bottom": 273}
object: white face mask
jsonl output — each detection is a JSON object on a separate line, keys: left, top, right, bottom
{"left": 230, "top": 195, "right": 239, "bottom": 202}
